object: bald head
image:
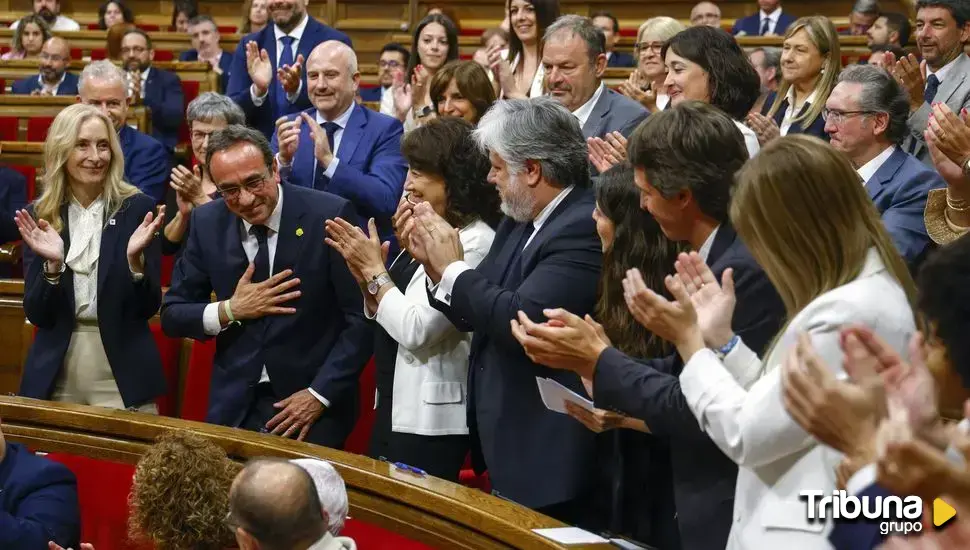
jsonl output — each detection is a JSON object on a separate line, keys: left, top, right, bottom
{"left": 306, "top": 40, "right": 360, "bottom": 120}
{"left": 308, "top": 40, "right": 358, "bottom": 75}
{"left": 230, "top": 460, "right": 326, "bottom": 550}
{"left": 40, "top": 36, "right": 70, "bottom": 84}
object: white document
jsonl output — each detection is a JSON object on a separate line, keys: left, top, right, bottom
{"left": 532, "top": 527, "right": 610, "bottom": 544}
{"left": 535, "top": 377, "right": 594, "bottom": 415}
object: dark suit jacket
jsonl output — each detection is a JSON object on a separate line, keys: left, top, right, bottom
{"left": 179, "top": 49, "right": 233, "bottom": 92}
{"left": 227, "top": 17, "right": 353, "bottom": 139}
{"left": 358, "top": 86, "right": 384, "bottom": 102}
{"left": 0, "top": 443, "right": 80, "bottom": 550}
{"left": 272, "top": 104, "right": 407, "bottom": 249}
{"left": 607, "top": 51, "right": 636, "bottom": 68}
{"left": 583, "top": 87, "right": 649, "bottom": 141}
{"left": 161, "top": 184, "right": 372, "bottom": 432}
{"left": 762, "top": 91, "right": 828, "bottom": 141}
{"left": 0, "top": 166, "right": 26, "bottom": 245}
{"left": 11, "top": 72, "right": 79, "bottom": 95}
{"left": 119, "top": 125, "right": 170, "bottom": 203}
{"left": 592, "top": 224, "right": 785, "bottom": 550}
{"left": 429, "top": 187, "right": 602, "bottom": 509}
{"left": 732, "top": 11, "right": 798, "bottom": 35}
{"left": 142, "top": 67, "right": 184, "bottom": 151}
{"left": 828, "top": 483, "right": 890, "bottom": 550}
{"left": 866, "top": 147, "right": 944, "bottom": 269}
{"left": 20, "top": 193, "right": 167, "bottom": 408}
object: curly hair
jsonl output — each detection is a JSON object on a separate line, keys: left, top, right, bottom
{"left": 401, "top": 116, "right": 502, "bottom": 228}
{"left": 918, "top": 233, "right": 970, "bottom": 387}
{"left": 128, "top": 431, "right": 241, "bottom": 550}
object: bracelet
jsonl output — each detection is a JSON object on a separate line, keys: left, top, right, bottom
{"left": 715, "top": 334, "right": 741, "bottom": 358}
{"left": 946, "top": 189, "right": 970, "bottom": 212}
{"left": 223, "top": 300, "right": 239, "bottom": 325}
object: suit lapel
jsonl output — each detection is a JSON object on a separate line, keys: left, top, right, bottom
{"left": 96, "top": 201, "right": 120, "bottom": 297}
{"left": 520, "top": 187, "right": 586, "bottom": 270}
{"left": 706, "top": 223, "right": 737, "bottom": 267}
{"left": 582, "top": 88, "right": 611, "bottom": 139}
{"left": 59, "top": 203, "right": 76, "bottom": 314}
{"left": 866, "top": 148, "right": 905, "bottom": 201}
{"left": 272, "top": 185, "right": 307, "bottom": 276}
{"left": 224, "top": 208, "right": 248, "bottom": 282}
{"left": 336, "top": 104, "right": 366, "bottom": 165}
{"left": 935, "top": 54, "right": 970, "bottom": 106}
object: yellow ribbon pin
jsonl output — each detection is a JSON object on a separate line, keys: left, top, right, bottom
{"left": 296, "top": 227, "right": 304, "bottom": 237}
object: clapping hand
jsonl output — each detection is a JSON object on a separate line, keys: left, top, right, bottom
{"left": 486, "top": 44, "right": 520, "bottom": 99}
{"left": 927, "top": 103, "right": 970, "bottom": 167}
{"left": 510, "top": 308, "right": 610, "bottom": 378}
{"left": 403, "top": 202, "right": 461, "bottom": 283}
{"left": 391, "top": 195, "right": 416, "bottom": 250}
{"left": 617, "top": 73, "right": 658, "bottom": 111}
{"left": 411, "top": 64, "right": 432, "bottom": 109}
{"left": 14, "top": 209, "right": 64, "bottom": 269}
{"left": 888, "top": 52, "right": 927, "bottom": 112}
{"left": 170, "top": 165, "right": 206, "bottom": 205}
{"left": 324, "top": 217, "right": 389, "bottom": 285}
{"left": 746, "top": 112, "right": 781, "bottom": 145}
{"left": 587, "top": 132, "right": 628, "bottom": 173}
{"left": 671, "top": 252, "right": 736, "bottom": 348}
{"left": 277, "top": 54, "right": 304, "bottom": 96}
{"left": 227, "top": 264, "right": 301, "bottom": 321}
{"left": 391, "top": 70, "right": 413, "bottom": 121}
{"left": 126, "top": 206, "right": 166, "bottom": 273}
{"left": 300, "top": 112, "right": 334, "bottom": 168}
{"left": 245, "top": 41, "right": 273, "bottom": 96}
{"left": 622, "top": 268, "right": 704, "bottom": 357}
{"left": 275, "top": 115, "right": 302, "bottom": 165}
{"left": 48, "top": 542, "right": 96, "bottom": 550}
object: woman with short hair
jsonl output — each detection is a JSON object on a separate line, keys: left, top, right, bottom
{"left": 428, "top": 60, "right": 497, "bottom": 124}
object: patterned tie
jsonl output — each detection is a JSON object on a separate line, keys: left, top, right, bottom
{"left": 313, "top": 122, "right": 341, "bottom": 190}
{"left": 924, "top": 74, "right": 940, "bottom": 105}
{"left": 276, "top": 35, "right": 295, "bottom": 116}
{"left": 760, "top": 17, "right": 771, "bottom": 35}
{"left": 250, "top": 224, "right": 270, "bottom": 283}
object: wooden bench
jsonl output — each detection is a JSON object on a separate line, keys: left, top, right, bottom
{"left": 0, "top": 95, "right": 149, "bottom": 141}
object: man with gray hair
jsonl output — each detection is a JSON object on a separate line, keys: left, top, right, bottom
{"left": 825, "top": 64, "right": 944, "bottom": 269}
{"left": 76, "top": 60, "right": 169, "bottom": 202}
{"left": 291, "top": 459, "right": 348, "bottom": 535}
{"left": 403, "top": 96, "right": 601, "bottom": 524}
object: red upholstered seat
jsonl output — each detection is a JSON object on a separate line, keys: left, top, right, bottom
{"left": 178, "top": 80, "right": 202, "bottom": 146}
{"left": 153, "top": 50, "right": 175, "bottom": 62}
{"left": 0, "top": 78, "right": 5, "bottom": 93}
{"left": 343, "top": 358, "right": 376, "bottom": 454}
{"left": 90, "top": 49, "right": 108, "bottom": 60}
{"left": 217, "top": 25, "right": 237, "bottom": 34}
{"left": 341, "top": 519, "right": 434, "bottom": 549}
{"left": 26, "top": 117, "right": 54, "bottom": 141}
{"left": 0, "top": 117, "right": 18, "bottom": 140}
{"left": 179, "top": 337, "right": 216, "bottom": 422}
{"left": 137, "top": 24, "right": 160, "bottom": 32}
{"left": 70, "top": 48, "right": 82, "bottom": 59}
{"left": 150, "top": 323, "right": 182, "bottom": 416}
{"left": 160, "top": 254, "right": 174, "bottom": 287}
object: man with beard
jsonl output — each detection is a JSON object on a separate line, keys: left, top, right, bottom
{"left": 272, "top": 41, "right": 406, "bottom": 251}
{"left": 358, "top": 42, "right": 409, "bottom": 117}
{"left": 11, "top": 37, "right": 78, "bottom": 95}
{"left": 122, "top": 29, "right": 184, "bottom": 153}
{"left": 866, "top": 12, "right": 911, "bottom": 49}
{"left": 77, "top": 61, "right": 169, "bottom": 203}
{"left": 180, "top": 15, "right": 233, "bottom": 93}
{"left": 9, "top": 0, "right": 78, "bottom": 31}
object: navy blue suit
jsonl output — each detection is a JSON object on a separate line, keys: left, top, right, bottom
{"left": 11, "top": 72, "right": 79, "bottom": 95}
{"left": 227, "top": 17, "right": 352, "bottom": 140}
{"left": 732, "top": 11, "right": 798, "bottom": 35}
{"left": 0, "top": 166, "right": 27, "bottom": 245}
{"left": 865, "top": 147, "right": 944, "bottom": 270}
{"left": 0, "top": 442, "right": 80, "bottom": 550}
{"left": 762, "top": 91, "right": 829, "bottom": 141}
{"left": 429, "top": 187, "right": 601, "bottom": 514}
{"left": 592, "top": 224, "right": 785, "bottom": 550}
{"left": 161, "top": 184, "right": 372, "bottom": 447}
{"left": 272, "top": 104, "right": 406, "bottom": 249}
{"left": 20, "top": 193, "right": 167, "bottom": 408}
{"left": 119, "top": 125, "right": 170, "bottom": 203}
{"left": 142, "top": 67, "right": 184, "bottom": 151}
{"left": 179, "top": 49, "right": 233, "bottom": 92}
{"left": 828, "top": 483, "right": 890, "bottom": 550}
{"left": 607, "top": 51, "right": 636, "bottom": 68}
{"left": 358, "top": 86, "right": 384, "bottom": 102}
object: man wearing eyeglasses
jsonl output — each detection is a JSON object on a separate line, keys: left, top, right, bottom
{"left": 825, "top": 64, "right": 943, "bottom": 270}
{"left": 11, "top": 37, "right": 77, "bottom": 95}
{"left": 162, "top": 124, "right": 372, "bottom": 449}
{"left": 121, "top": 28, "right": 185, "bottom": 153}
{"left": 358, "top": 42, "right": 409, "bottom": 117}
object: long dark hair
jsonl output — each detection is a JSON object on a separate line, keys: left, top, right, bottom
{"left": 407, "top": 14, "right": 460, "bottom": 82}
{"left": 594, "top": 163, "right": 683, "bottom": 358}
{"left": 506, "top": 0, "right": 560, "bottom": 67}
{"left": 98, "top": 0, "right": 134, "bottom": 30}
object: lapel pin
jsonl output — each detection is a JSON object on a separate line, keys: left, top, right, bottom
{"left": 108, "top": 218, "right": 116, "bottom": 225}
{"left": 295, "top": 227, "right": 304, "bottom": 237}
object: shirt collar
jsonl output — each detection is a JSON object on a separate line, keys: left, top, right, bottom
{"left": 533, "top": 185, "right": 575, "bottom": 231}
{"left": 856, "top": 145, "right": 896, "bottom": 184}
{"left": 572, "top": 82, "right": 605, "bottom": 128}
{"left": 141, "top": 67, "right": 151, "bottom": 80}
{"left": 275, "top": 14, "right": 310, "bottom": 43}
{"left": 698, "top": 225, "right": 720, "bottom": 262}
{"left": 926, "top": 53, "right": 962, "bottom": 83}
{"left": 760, "top": 7, "right": 782, "bottom": 21}
{"left": 316, "top": 101, "right": 355, "bottom": 127}
{"left": 38, "top": 70, "right": 67, "bottom": 88}
{"left": 784, "top": 85, "right": 819, "bottom": 109}
{"left": 69, "top": 193, "right": 105, "bottom": 212}
{"left": 241, "top": 184, "right": 284, "bottom": 234}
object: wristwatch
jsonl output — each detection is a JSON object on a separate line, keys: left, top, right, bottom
{"left": 367, "top": 272, "right": 393, "bottom": 295}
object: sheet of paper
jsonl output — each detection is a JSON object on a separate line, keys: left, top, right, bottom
{"left": 535, "top": 377, "right": 594, "bottom": 415}
{"left": 532, "top": 527, "right": 610, "bottom": 544}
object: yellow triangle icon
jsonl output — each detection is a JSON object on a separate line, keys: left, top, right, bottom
{"left": 934, "top": 498, "right": 956, "bottom": 527}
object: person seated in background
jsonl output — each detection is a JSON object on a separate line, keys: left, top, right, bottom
{"left": 121, "top": 29, "right": 185, "bottom": 152}
{"left": 105, "top": 22, "right": 134, "bottom": 61}
{"left": 97, "top": 0, "right": 133, "bottom": 30}
{"left": 0, "top": 160, "right": 26, "bottom": 248}
{"left": 472, "top": 27, "right": 508, "bottom": 69}
{"left": 690, "top": 1, "right": 722, "bottom": 27}
{"left": 428, "top": 60, "right": 496, "bottom": 124}
{"left": 290, "top": 459, "right": 349, "bottom": 536}
{"left": 0, "top": 419, "right": 80, "bottom": 550}
{"left": 229, "top": 460, "right": 357, "bottom": 550}
{"left": 592, "top": 11, "right": 635, "bottom": 68}
{"left": 240, "top": 0, "right": 268, "bottom": 35}
{"left": 12, "top": 37, "right": 78, "bottom": 96}
{"left": 10, "top": 0, "right": 78, "bottom": 31}
{"left": 77, "top": 61, "right": 170, "bottom": 202}
{"left": 2, "top": 14, "right": 50, "bottom": 60}
{"left": 748, "top": 47, "right": 781, "bottom": 114}
{"left": 848, "top": 0, "right": 881, "bottom": 35}
{"left": 171, "top": 0, "right": 197, "bottom": 33}
{"left": 273, "top": 41, "right": 407, "bottom": 251}
{"left": 732, "top": 0, "right": 796, "bottom": 36}
{"left": 866, "top": 11, "right": 911, "bottom": 49}
{"left": 358, "top": 42, "right": 409, "bottom": 117}
{"left": 616, "top": 17, "right": 686, "bottom": 112}
{"left": 180, "top": 15, "right": 233, "bottom": 92}
{"left": 868, "top": 43, "right": 907, "bottom": 68}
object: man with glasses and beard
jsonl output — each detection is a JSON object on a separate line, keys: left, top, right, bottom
{"left": 11, "top": 37, "right": 78, "bottom": 95}
{"left": 121, "top": 28, "right": 185, "bottom": 153}
{"left": 9, "top": 0, "right": 78, "bottom": 31}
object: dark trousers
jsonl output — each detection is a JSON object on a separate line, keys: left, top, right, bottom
{"left": 241, "top": 382, "right": 356, "bottom": 449}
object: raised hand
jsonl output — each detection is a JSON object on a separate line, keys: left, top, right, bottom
{"left": 170, "top": 165, "right": 206, "bottom": 205}
{"left": 509, "top": 308, "right": 610, "bottom": 377}
{"left": 927, "top": 129, "right": 970, "bottom": 190}
{"left": 622, "top": 267, "right": 703, "bottom": 354}
{"left": 300, "top": 112, "right": 334, "bottom": 168}
{"left": 891, "top": 53, "right": 927, "bottom": 111}
{"left": 391, "top": 70, "right": 413, "bottom": 121}
{"left": 391, "top": 195, "right": 416, "bottom": 250}
{"left": 587, "top": 137, "right": 620, "bottom": 173}
{"left": 486, "top": 44, "right": 520, "bottom": 99}
{"left": 228, "top": 264, "right": 301, "bottom": 321}
{"left": 324, "top": 217, "right": 389, "bottom": 285}
{"left": 277, "top": 53, "right": 304, "bottom": 96}
{"left": 618, "top": 73, "right": 658, "bottom": 111}
{"left": 126, "top": 206, "right": 166, "bottom": 272}
{"left": 245, "top": 41, "right": 273, "bottom": 95}
{"left": 746, "top": 112, "right": 781, "bottom": 145}
{"left": 275, "top": 115, "right": 302, "bottom": 165}
{"left": 411, "top": 64, "right": 432, "bottom": 108}
{"left": 672, "top": 252, "right": 736, "bottom": 348}
{"left": 927, "top": 103, "right": 970, "bottom": 166}
{"left": 14, "top": 209, "right": 64, "bottom": 265}
{"left": 407, "top": 202, "right": 462, "bottom": 283}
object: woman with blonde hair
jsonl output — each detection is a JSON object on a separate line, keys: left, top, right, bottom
{"left": 618, "top": 16, "right": 686, "bottom": 112}
{"left": 3, "top": 14, "right": 50, "bottom": 60}
{"left": 747, "top": 15, "right": 841, "bottom": 144}
{"left": 14, "top": 104, "right": 167, "bottom": 412}
{"left": 624, "top": 134, "right": 916, "bottom": 549}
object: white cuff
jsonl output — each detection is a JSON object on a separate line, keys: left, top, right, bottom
{"left": 434, "top": 261, "right": 473, "bottom": 305}
{"left": 202, "top": 301, "right": 225, "bottom": 336}
{"left": 275, "top": 152, "right": 292, "bottom": 168}
{"left": 250, "top": 83, "right": 268, "bottom": 106}
{"left": 307, "top": 387, "right": 331, "bottom": 408}
{"left": 323, "top": 156, "right": 339, "bottom": 179}
{"left": 286, "top": 80, "right": 303, "bottom": 103}
{"left": 845, "top": 463, "right": 877, "bottom": 496}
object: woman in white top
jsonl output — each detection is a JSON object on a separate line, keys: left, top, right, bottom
{"left": 487, "top": 0, "right": 560, "bottom": 99}
{"left": 617, "top": 17, "right": 686, "bottom": 113}
{"left": 661, "top": 26, "right": 763, "bottom": 158}
{"left": 393, "top": 13, "right": 459, "bottom": 130}
{"left": 325, "top": 117, "right": 500, "bottom": 481}
{"left": 15, "top": 104, "right": 167, "bottom": 412}
{"left": 625, "top": 135, "right": 917, "bottom": 550}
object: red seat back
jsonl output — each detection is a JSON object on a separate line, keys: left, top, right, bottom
{"left": 0, "top": 116, "right": 18, "bottom": 140}
{"left": 341, "top": 519, "right": 434, "bottom": 549}
{"left": 178, "top": 80, "right": 202, "bottom": 145}
{"left": 26, "top": 117, "right": 54, "bottom": 141}
{"left": 153, "top": 50, "right": 174, "bottom": 62}
{"left": 343, "top": 358, "right": 376, "bottom": 454}
{"left": 90, "top": 49, "right": 108, "bottom": 60}
{"left": 179, "top": 338, "right": 217, "bottom": 422}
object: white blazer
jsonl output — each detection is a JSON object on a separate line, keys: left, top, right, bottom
{"left": 679, "top": 248, "right": 915, "bottom": 550}
{"left": 371, "top": 219, "right": 495, "bottom": 436}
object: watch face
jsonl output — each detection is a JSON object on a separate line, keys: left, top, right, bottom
{"left": 367, "top": 280, "right": 379, "bottom": 295}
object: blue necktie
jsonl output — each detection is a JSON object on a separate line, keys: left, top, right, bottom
{"left": 924, "top": 74, "right": 940, "bottom": 105}
{"left": 250, "top": 224, "right": 270, "bottom": 283}
{"left": 276, "top": 35, "right": 295, "bottom": 116}
{"left": 313, "top": 121, "right": 341, "bottom": 190}
{"left": 760, "top": 17, "right": 771, "bottom": 35}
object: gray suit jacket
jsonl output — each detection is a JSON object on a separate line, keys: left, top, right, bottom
{"left": 582, "top": 86, "right": 649, "bottom": 140}
{"left": 903, "top": 53, "right": 970, "bottom": 165}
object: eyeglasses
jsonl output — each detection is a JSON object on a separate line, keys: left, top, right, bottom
{"left": 215, "top": 174, "right": 270, "bottom": 200}
{"left": 379, "top": 60, "right": 402, "bottom": 69}
{"left": 39, "top": 53, "right": 66, "bottom": 62}
{"left": 822, "top": 109, "right": 879, "bottom": 125}
{"left": 634, "top": 42, "right": 665, "bottom": 54}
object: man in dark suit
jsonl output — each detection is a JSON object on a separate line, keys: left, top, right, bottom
{"left": 11, "top": 37, "right": 78, "bottom": 96}
{"left": 273, "top": 41, "right": 406, "bottom": 251}
{"left": 77, "top": 61, "right": 170, "bottom": 203}
{"left": 508, "top": 102, "right": 786, "bottom": 550}
{"left": 162, "top": 125, "right": 371, "bottom": 448}
{"left": 825, "top": 65, "right": 944, "bottom": 269}
{"left": 180, "top": 15, "right": 233, "bottom": 92}
{"left": 227, "top": 0, "right": 352, "bottom": 140}
{"left": 402, "top": 97, "right": 601, "bottom": 524}
{"left": 0, "top": 421, "right": 80, "bottom": 550}
{"left": 732, "top": 0, "right": 797, "bottom": 36}
{"left": 121, "top": 29, "right": 184, "bottom": 152}
{"left": 591, "top": 11, "right": 635, "bottom": 68}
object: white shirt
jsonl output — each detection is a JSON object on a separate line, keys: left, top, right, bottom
{"left": 856, "top": 145, "right": 896, "bottom": 185}
{"left": 780, "top": 86, "right": 818, "bottom": 136}
{"left": 66, "top": 195, "right": 105, "bottom": 321}
{"left": 250, "top": 14, "right": 309, "bottom": 105}
{"left": 200, "top": 186, "right": 328, "bottom": 406}
{"left": 10, "top": 15, "right": 79, "bottom": 31}
{"left": 572, "top": 83, "right": 606, "bottom": 129}
{"left": 379, "top": 86, "right": 395, "bottom": 117}
{"left": 759, "top": 8, "right": 783, "bottom": 35}
{"left": 37, "top": 71, "right": 67, "bottom": 95}
{"left": 434, "top": 186, "right": 574, "bottom": 305}
{"left": 313, "top": 102, "right": 355, "bottom": 180}
{"left": 128, "top": 67, "right": 149, "bottom": 100}
{"left": 656, "top": 93, "right": 670, "bottom": 111}
{"left": 698, "top": 225, "right": 719, "bottom": 262}
{"left": 734, "top": 120, "right": 761, "bottom": 158}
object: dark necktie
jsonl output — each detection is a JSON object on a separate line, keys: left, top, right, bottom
{"left": 924, "top": 74, "right": 941, "bottom": 105}
{"left": 313, "top": 121, "right": 341, "bottom": 190}
{"left": 251, "top": 224, "right": 270, "bottom": 283}
{"left": 276, "top": 35, "right": 295, "bottom": 115}
{"left": 760, "top": 17, "right": 771, "bottom": 35}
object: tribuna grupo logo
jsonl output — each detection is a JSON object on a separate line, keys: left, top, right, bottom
{"left": 800, "top": 490, "right": 934, "bottom": 536}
